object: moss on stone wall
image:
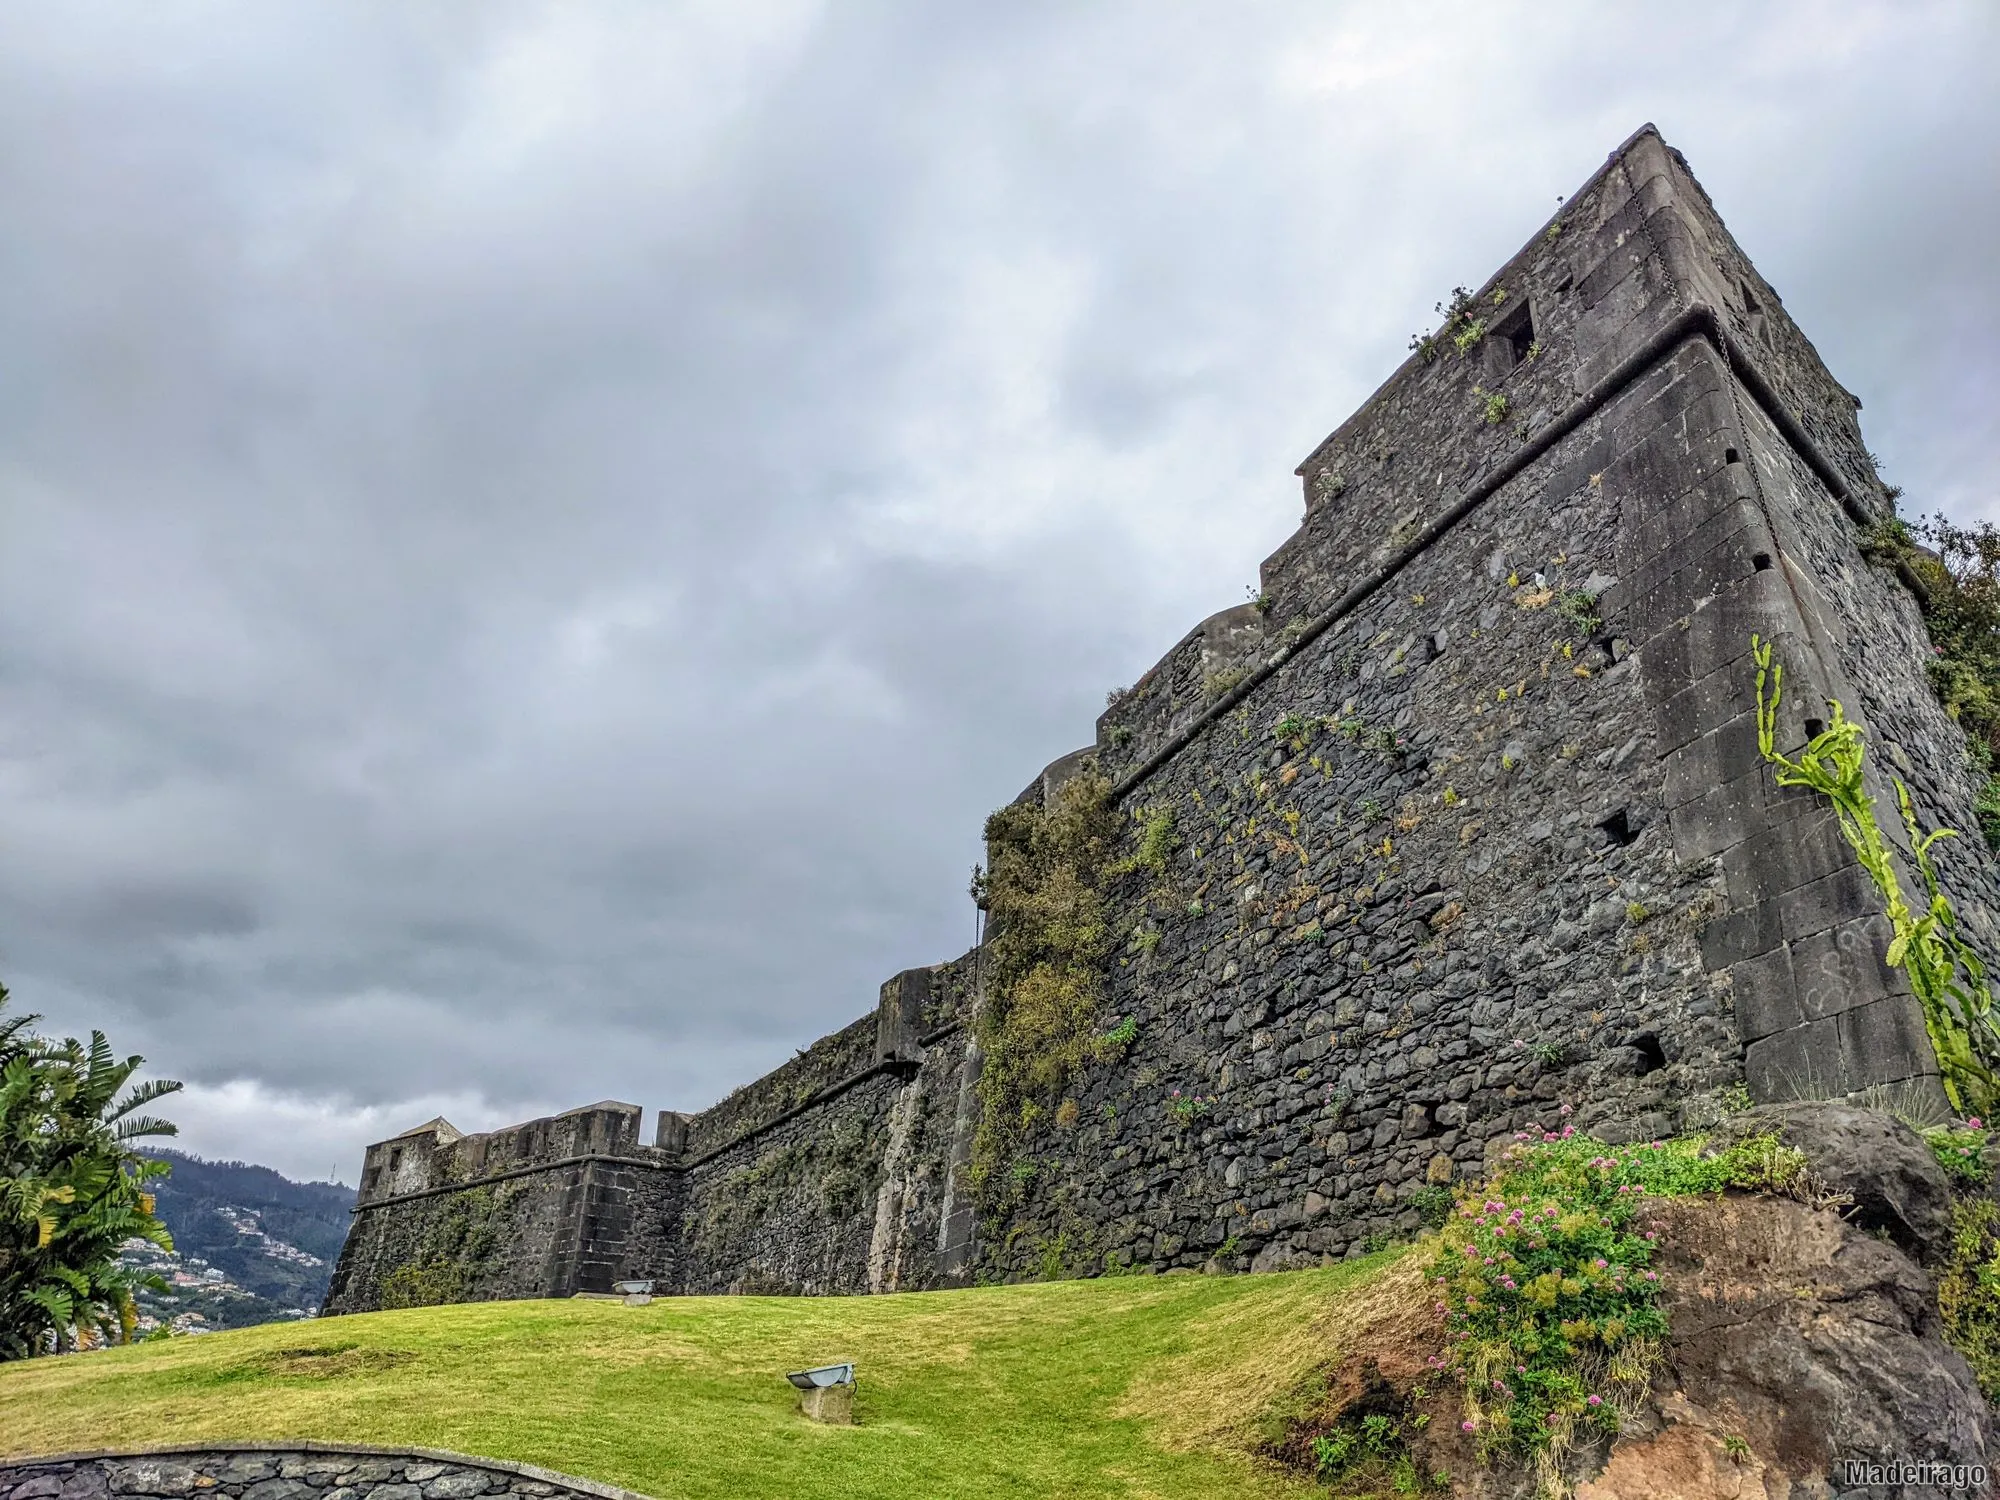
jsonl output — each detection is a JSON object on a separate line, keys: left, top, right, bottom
{"left": 376, "top": 1186, "right": 508, "bottom": 1309}
{"left": 972, "top": 767, "right": 1120, "bottom": 1219}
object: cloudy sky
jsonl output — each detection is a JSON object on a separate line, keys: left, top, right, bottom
{"left": 2, "top": 2, "right": 1995, "bottom": 1183}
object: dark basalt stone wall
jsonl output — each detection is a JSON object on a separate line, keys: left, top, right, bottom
{"left": 326, "top": 124, "right": 1997, "bottom": 1309}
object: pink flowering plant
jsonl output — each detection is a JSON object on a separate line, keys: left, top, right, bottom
{"left": 1432, "top": 1117, "right": 1806, "bottom": 1474}
{"left": 1920, "top": 1120, "right": 1990, "bottom": 1187}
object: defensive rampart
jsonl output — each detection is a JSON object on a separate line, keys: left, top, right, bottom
{"left": 326, "top": 124, "right": 2000, "bottom": 1310}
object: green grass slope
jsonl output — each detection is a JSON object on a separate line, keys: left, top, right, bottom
{"left": 0, "top": 1257, "right": 1406, "bottom": 1500}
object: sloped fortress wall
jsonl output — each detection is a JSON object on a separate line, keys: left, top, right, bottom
{"left": 326, "top": 126, "right": 1998, "bottom": 1310}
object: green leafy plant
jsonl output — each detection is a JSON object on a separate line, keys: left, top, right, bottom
{"left": 1433, "top": 1122, "right": 1809, "bottom": 1490}
{"left": 1112, "top": 808, "right": 1178, "bottom": 878}
{"left": 1752, "top": 637, "right": 2000, "bottom": 1118}
{"left": 1555, "top": 590, "right": 1601, "bottom": 638}
{"left": 1411, "top": 1185, "right": 1454, "bottom": 1229}
{"left": 1473, "top": 386, "right": 1511, "bottom": 425}
{"left": 0, "top": 984, "right": 182, "bottom": 1357}
{"left": 1921, "top": 1122, "right": 1988, "bottom": 1186}
{"left": 1311, "top": 1411, "right": 1436, "bottom": 1492}
{"left": 1274, "top": 712, "right": 1310, "bottom": 745}
{"left": 1940, "top": 1198, "right": 2000, "bottom": 1401}
{"left": 1202, "top": 666, "right": 1249, "bottom": 701}
{"left": 1165, "top": 1091, "right": 1217, "bottom": 1126}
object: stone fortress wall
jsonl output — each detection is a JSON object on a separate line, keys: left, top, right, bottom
{"left": 325, "top": 124, "right": 2000, "bottom": 1312}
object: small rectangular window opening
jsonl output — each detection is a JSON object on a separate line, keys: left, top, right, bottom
{"left": 1805, "top": 717, "right": 1826, "bottom": 740}
{"left": 1753, "top": 553, "right": 1773, "bottom": 572}
{"left": 1725, "top": 447, "right": 1741, "bottom": 465}
{"left": 1598, "top": 809, "right": 1639, "bottom": 847}
{"left": 1488, "top": 302, "right": 1536, "bottom": 372}
{"left": 387, "top": 1147, "right": 403, "bottom": 1171}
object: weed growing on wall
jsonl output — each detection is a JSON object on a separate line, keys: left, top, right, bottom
{"left": 1752, "top": 638, "right": 2000, "bottom": 1117}
{"left": 971, "top": 768, "right": 1120, "bottom": 1211}
{"left": 1432, "top": 1121, "right": 1808, "bottom": 1494}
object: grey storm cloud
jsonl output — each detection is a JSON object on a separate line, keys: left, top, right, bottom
{"left": 1, "top": 1, "right": 1995, "bottom": 1180}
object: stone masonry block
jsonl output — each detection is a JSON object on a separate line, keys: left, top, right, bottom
{"left": 1626, "top": 515, "right": 1776, "bottom": 639}
{"left": 1664, "top": 712, "right": 1765, "bottom": 810}
{"left": 1839, "top": 995, "right": 1940, "bottom": 1092}
{"left": 1702, "top": 897, "right": 1785, "bottom": 970}
{"left": 1719, "top": 810, "right": 1852, "bottom": 908}
{"left": 1622, "top": 468, "right": 1757, "bottom": 577}
{"left": 1567, "top": 171, "right": 1671, "bottom": 281}
{"left": 1730, "top": 946, "right": 1801, "bottom": 1044}
{"left": 1792, "top": 915, "right": 1907, "bottom": 1022}
{"left": 1778, "top": 864, "right": 1880, "bottom": 945}
{"left": 1573, "top": 276, "right": 1677, "bottom": 393}
{"left": 1682, "top": 568, "right": 1803, "bottom": 666}
{"left": 1668, "top": 767, "right": 1761, "bottom": 865}
{"left": 1744, "top": 1017, "right": 1846, "bottom": 1103}
{"left": 1650, "top": 647, "right": 1763, "bottom": 752}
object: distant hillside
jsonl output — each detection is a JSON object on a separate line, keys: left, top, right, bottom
{"left": 132, "top": 1150, "right": 355, "bottom": 1329}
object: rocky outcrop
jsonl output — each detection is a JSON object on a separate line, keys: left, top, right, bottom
{"left": 0, "top": 1448, "right": 652, "bottom": 1500}
{"left": 1280, "top": 1123, "right": 1995, "bottom": 1498}
{"left": 1578, "top": 1193, "right": 1992, "bottom": 1499}
{"left": 1710, "top": 1101, "right": 1958, "bottom": 1265}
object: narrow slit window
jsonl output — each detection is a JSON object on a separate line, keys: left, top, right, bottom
{"left": 1488, "top": 302, "right": 1537, "bottom": 372}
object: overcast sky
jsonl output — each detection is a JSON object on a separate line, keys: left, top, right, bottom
{"left": 2, "top": 2, "right": 1996, "bottom": 1183}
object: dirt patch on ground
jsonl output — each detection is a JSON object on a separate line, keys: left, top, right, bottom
{"left": 256, "top": 1345, "right": 419, "bottom": 1378}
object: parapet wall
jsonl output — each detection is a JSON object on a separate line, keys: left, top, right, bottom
{"left": 327, "top": 125, "right": 1998, "bottom": 1308}
{"left": 0, "top": 1448, "right": 655, "bottom": 1500}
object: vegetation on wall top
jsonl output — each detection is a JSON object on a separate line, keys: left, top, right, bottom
{"left": 1864, "top": 511, "right": 2000, "bottom": 847}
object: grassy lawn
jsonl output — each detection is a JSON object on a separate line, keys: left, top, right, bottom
{"left": 0, "top": 1258, "right": 1403, "bottom": 1500}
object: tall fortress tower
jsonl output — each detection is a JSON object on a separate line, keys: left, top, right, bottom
{"left": 327, "top": 125, "right": 1997, "bottom": 1312}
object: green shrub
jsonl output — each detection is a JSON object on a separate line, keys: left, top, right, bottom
{"left": 1432, "top": 1121, "right": 1808, "bottom": 1486}
{"left": 1940, "top": 1198, "right": 2000, "bottom": 1402}
{"left": 1921, "top": 1123, "right": 1989, "bottom": 1186}
{"left": 1312, "top": 1410, "right": 1440, "bottom": 1493}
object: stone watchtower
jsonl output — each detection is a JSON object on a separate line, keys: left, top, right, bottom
{"left": 328, "top": 125, "right": 1997, "bottom": 1308}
